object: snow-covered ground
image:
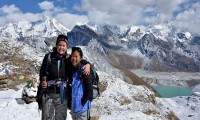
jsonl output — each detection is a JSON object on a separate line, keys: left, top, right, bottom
{"left": 0, "top": 40, "right": 200, "bottom": 120}
{"left": 0, "top": 71, "right": 200, "bottom": 120}
{"left": 0, "top": 85, "right": 72, "bottom": 120}
{"left": 132, "top": 69, "right": 200, "bottom": 87}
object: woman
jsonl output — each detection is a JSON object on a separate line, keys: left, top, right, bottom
{"left": 68, "top": 47, "right": 93, "bottom": 120}
{"left": 38, "top": 35, "right": 90, "bottom": 120}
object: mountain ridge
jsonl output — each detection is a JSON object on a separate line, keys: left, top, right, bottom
{"left": 0, "top": 17, "right": 200, "bottom": 72}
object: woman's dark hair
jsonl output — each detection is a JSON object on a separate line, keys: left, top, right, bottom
{"left": 72, "top": 47, "right": 83, "bottom": 58}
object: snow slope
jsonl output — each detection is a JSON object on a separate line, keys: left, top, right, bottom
{"left": 0, "top": 71, "right": 200, "bottom": 120}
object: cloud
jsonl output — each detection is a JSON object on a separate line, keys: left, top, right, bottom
{"left": 81, "top": 0, "right": 155, "bottom": 27}
{"left": 55, "top": 13, "right": 88, "bottom": 29}
{"left": 0, "top": 0, "right": 199, "bottom": 35}
{"left": 0, "top": 4, "right": 41, "bottom": 24}
{"left": 0, "top": 1, "right": 88, "bottom": 30}
{"left": 38, "top": 1, "right": 54, "bottom": 10}
{"left": 156, "top": 0, "right": 188, "bottom": 15}
{"left": 0, "top": 4, "right": 21, "bottom": 14}
{"left": 81, "top": 0, "right": 190, "bottom": 25}
{"left": 79, "top": 0, "right": 200, "bottom": 35}
{"left": 172, "top": 1, "right": 200, "bottom": 35}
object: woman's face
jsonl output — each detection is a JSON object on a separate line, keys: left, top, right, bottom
{"left": 71, "top": 51, "right": 82, "bottom": 67}
{"left": 56, "top": 41, "right": 67, "bottom": 55}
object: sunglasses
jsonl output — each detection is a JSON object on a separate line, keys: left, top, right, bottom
{"left": 72, "top": 47, "right": 83, "bottom": 57}
{"left": 72, "top": 47, "right": 82, "bottom": 52}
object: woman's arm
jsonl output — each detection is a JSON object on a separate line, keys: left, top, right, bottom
{"left": 39, "top": 54, "right": 48, "bottom": 81}
{"left": 80, "top": 59, "right": 91, "bottom": 75}
{"left": 39, "top": 54, "right": 49, "bottom": 89}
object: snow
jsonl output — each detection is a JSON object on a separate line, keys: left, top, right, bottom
{"left": 0, "top": 88, "right": 40, "bottom": 120}
{"left": 185, "top": 32, "right": 191, "bottom": 39}
{"left": 129, "top": 26, "right": 140, "bottom": 32}
{"left": 0, "top": 86, "right": 72, "bottom": 120}
{"left": 1, "top": 71, "right": 200, "bottom": 120}
{"left": 0, "top": 18, "right": 200, "bottom": 120}
{"left": 192, "top": 84, "right": 200, "bottom": 93}
{"left": 121, "top": 38, "right": 128, "bottom": 42}
{"left": 156, "top": 94, "right": 200, "bottom": 120}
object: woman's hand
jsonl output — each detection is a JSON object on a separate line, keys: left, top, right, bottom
{"left": 82, "top": 64, "right": 90, "bottom": 75}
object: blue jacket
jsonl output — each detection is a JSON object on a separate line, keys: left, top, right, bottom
{"left": 71, "top": 68, "right": 92, "bottom": 114}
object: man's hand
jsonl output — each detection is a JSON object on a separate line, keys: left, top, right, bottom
{"left": 82, "top": 64, "right": 90, "bottom": 75}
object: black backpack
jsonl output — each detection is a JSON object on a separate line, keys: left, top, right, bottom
{"left": 78, "top": 65, "right": 100, "bottom": 99}
{"left": 90, "top": 68, "right": 100, "bottom": 99}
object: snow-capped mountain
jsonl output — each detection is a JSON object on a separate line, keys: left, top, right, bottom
{"left": 0, "top": 15, "right": 69, "bottom": 40}
{"left": 0, "top": 17, "right": 200, "bottom": 120}
{"left": 0, "top": 17, "right": 200, "bottom": 73}
{"left": 67, "top": 22, "right": 200, "bottom": 72}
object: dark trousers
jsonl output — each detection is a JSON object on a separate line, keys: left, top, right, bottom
{"left": 41, "top": 93, "right": 67, "bottom": 120}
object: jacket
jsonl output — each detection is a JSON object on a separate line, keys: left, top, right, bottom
{"left": 67, "top": 63, "right": 93, "bottom": 109}
{"left": 71, "top": 64, "right": 93, "bottom": 113}
{"left": 39, "top": 48, "right": 68, "bottom": 82}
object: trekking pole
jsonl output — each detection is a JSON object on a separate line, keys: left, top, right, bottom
{"left": 42, "top": 76, "right": 47, "bottom": 97}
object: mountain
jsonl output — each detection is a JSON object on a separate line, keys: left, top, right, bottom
{"left": 0, "top": 17, "right": 200, "bottom": 120}
{"left": 67, "top": 22, "right": 200, "bottom": 72}
{"left": 1, "top": 17, "right": 199, "bottom": 90}
{"left": 0, "top": 15, "right": 69, "bottom": 39}
{"left": 1, "top": 17, "right": 199, "bottom": 72}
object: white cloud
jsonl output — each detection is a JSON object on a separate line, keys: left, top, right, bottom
{"left": 0, "top": 4, "right": 20, "bottom": 14}
{"left": 172, "top": 1, "right": 200, "bottom": 35}
{"left": 156, "top": 0, "right": 188, "bottom": 15}
{"left": 81, "top": 0, "right": 188, "bottom": 27}
{"left": 80, "top": 0, "right": 200, "bottom": 35}
{"left": 0, "top": 2, "right": 88, "bottom": 30}
{"left": 55, "top": 13, "right": 88, "bottom": 29}
{"left": 0, "top": 5, "right": 41, "bottom": 25}
{"left": 0, "top": 0, "right": 199, "bottom": 35}
{"left": 81, "top": 0, "right": 155, "bottom": 27}
{"left": 38, "top": 1, "right": 54, "bottom": 10}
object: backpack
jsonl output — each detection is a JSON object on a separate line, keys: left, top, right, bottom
{"left": 90, "top": 68, "right": 100, "bottom": 99}
{"left": 78, "top": 65, "right": 100, "bottom": 99}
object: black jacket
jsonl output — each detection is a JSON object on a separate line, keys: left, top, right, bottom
{"left": 39, "top": 48, "right": 68, "bottom": 81}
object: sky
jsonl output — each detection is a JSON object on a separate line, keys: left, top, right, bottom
{"left": 0, "top": 0, "right": 200, "bottom": 34}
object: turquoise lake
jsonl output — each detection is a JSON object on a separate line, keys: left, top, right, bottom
{"left": 153, "top": 86, "right": 191, "bottom": 98}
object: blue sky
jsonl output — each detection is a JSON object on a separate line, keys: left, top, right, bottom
{"left": 0, "top": 0, "right": 200, "bottom": 34}
{"left": 0, "top": 0, "right": 83, "bottom": 14}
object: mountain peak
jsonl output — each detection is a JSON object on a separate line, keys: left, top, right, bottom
{"left": 0, "top": 16, "right": 69, "bottom": 39}
{"left": 41, "top": 15, "right": 51, "bottom": 21}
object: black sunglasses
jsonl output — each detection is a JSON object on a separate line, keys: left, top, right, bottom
{"left": 72, "top": 47, "right": 82, "bottom": 52}
{"left": 72, "top": 47, "right": 83, "bottom": 57}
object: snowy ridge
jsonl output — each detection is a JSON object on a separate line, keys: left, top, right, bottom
{"left": 0, "top": 17, "right": 200, "bottom": 120}
{"left": 0, "top": 71, "right": 199, "bottom": 120}
{"left": 0, "top": 16, "right": 69, "bottom": 40}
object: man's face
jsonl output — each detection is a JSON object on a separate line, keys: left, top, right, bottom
{"left": 56, "top": 41, "right": 67, "bottom": 55}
